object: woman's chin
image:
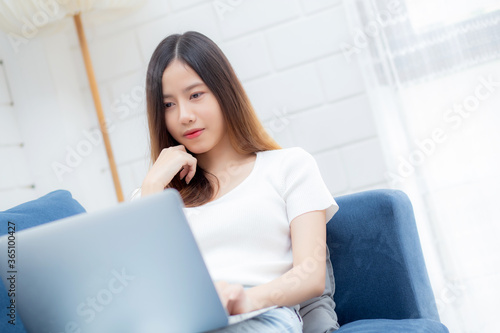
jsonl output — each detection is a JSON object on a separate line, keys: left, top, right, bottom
{"left": 184, "top": 144, "right": 210, "bottom": 155}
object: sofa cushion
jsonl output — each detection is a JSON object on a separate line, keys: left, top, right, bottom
{"left": 0, "top": 190, "right": 86, "bottom": 333}
{"left": 336, "top": 318, "right": 449, "bottom": 332}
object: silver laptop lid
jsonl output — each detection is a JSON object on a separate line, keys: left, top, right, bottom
{"left": 0, "top": 189, "right": 229, "bottom": 333}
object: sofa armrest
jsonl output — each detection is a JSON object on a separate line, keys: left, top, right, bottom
{"left": 327, "top": 189, "right": 440, "bottom": 325}
{"left": 0, "top": 190, "right": 86, "bottom": 333}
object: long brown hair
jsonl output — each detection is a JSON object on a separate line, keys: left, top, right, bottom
{"left": 145, "top": 31, "right": 281, "bottom": 207}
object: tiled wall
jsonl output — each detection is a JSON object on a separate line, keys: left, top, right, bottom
{"left": 0, "top": 0, "right": 389, "bottom": 211}
{"left": 0, "top": 59, "right": 37, "bottom": 208}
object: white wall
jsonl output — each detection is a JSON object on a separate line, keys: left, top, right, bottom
{"left": 0, "top": 55, "right": 37, "bottom": 207}
{"left": 0, "top": 0, "right": 389, "bottom": 212}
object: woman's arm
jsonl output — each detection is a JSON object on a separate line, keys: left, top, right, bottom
{"left": 245, "top": 209, "right": 327, "bottom": 311}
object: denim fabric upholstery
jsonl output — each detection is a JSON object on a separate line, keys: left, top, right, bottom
{"left": 327, "top": 189, "right": 448, "bottom": 332}
{"left": 0, "top": 190, "right": 85, "bottom": 333}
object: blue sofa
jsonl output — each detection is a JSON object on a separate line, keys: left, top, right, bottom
{"left": 329, "top": 189, "right": 448, "bottom": 332}
{"left": 0, "top": 189, "right": 448, "bottom": 332}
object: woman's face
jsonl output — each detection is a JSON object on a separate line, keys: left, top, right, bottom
{"left": 161, "top": 59, "right": 226, "bottom": 154}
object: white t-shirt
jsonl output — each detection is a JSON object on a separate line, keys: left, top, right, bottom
{"left": 131, "top": 147, "right": 339, "bottom": 304}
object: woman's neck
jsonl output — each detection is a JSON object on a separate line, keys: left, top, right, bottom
{"left": 195, "top": 137, "right": 250, "bottom": 176}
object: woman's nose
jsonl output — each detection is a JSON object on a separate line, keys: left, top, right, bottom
{"left": 178, "top": 103, "right": 196, "bottom": 123}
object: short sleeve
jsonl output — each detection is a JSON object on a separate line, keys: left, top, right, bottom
{"left": 283, "top": 147, "right": 339, "bottom": 225}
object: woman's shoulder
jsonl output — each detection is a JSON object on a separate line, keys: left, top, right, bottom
{"left": 258, "top": 146, "right": 313, "bottom": 165}
{"left": 258, "top": 146, "right": 310, "bottom": 159}
{"left": 257, "top": 147, "right": 315, "bottom": 179}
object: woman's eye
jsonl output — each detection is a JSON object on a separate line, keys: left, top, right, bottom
{"left": 191, "top": 92, "right": 203, "bottom": 99}
{"left": 164, "top": 102, "right": 173, "bottom": 109}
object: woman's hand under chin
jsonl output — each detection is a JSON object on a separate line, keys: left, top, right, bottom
{"left": 214, "top": 281, "right": 259, "bottom": 315}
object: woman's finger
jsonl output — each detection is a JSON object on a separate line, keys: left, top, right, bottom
{"left": 172, "top": 145, "right": 186, "bottom": 151}
{"left": 215, "top": 281, "right": 239, "bottom": 312}
{"left": 187, "top": 157, "right": 197, "bottom": 184}
{"left": 179, "top": 166, "right": 188, "bottom": 180}
{"left": 224, "top": 284, "right": 245, "bottom": 314}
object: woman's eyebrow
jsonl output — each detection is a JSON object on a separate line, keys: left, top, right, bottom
{"left": 163, "top": 82, "right": 204, "bottom": 98}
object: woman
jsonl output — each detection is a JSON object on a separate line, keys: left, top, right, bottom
{"left": 132, "top": 31, "right": 339, "bottom": 332}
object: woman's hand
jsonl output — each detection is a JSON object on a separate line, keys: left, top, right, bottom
{"left": 141, "top": 145, "right": 198, "bottom": 196}
{"left": 214, "top": 281, "right": 259, "bottom": 315}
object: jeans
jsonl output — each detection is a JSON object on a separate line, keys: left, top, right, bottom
{"left": 204, "top": 306, "right": 303, "bottom": 333}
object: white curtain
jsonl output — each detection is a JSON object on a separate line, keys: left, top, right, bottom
{"left": 342, "top": 1, "right": 500, "bottom": 332}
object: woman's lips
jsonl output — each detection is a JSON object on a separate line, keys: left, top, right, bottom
{"left": 184, "top": 129, "right": 204, "bottom": 139}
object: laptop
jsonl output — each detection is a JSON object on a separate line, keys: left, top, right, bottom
{"left": 0, "top": 189, "right": 277, "bottom": 333}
